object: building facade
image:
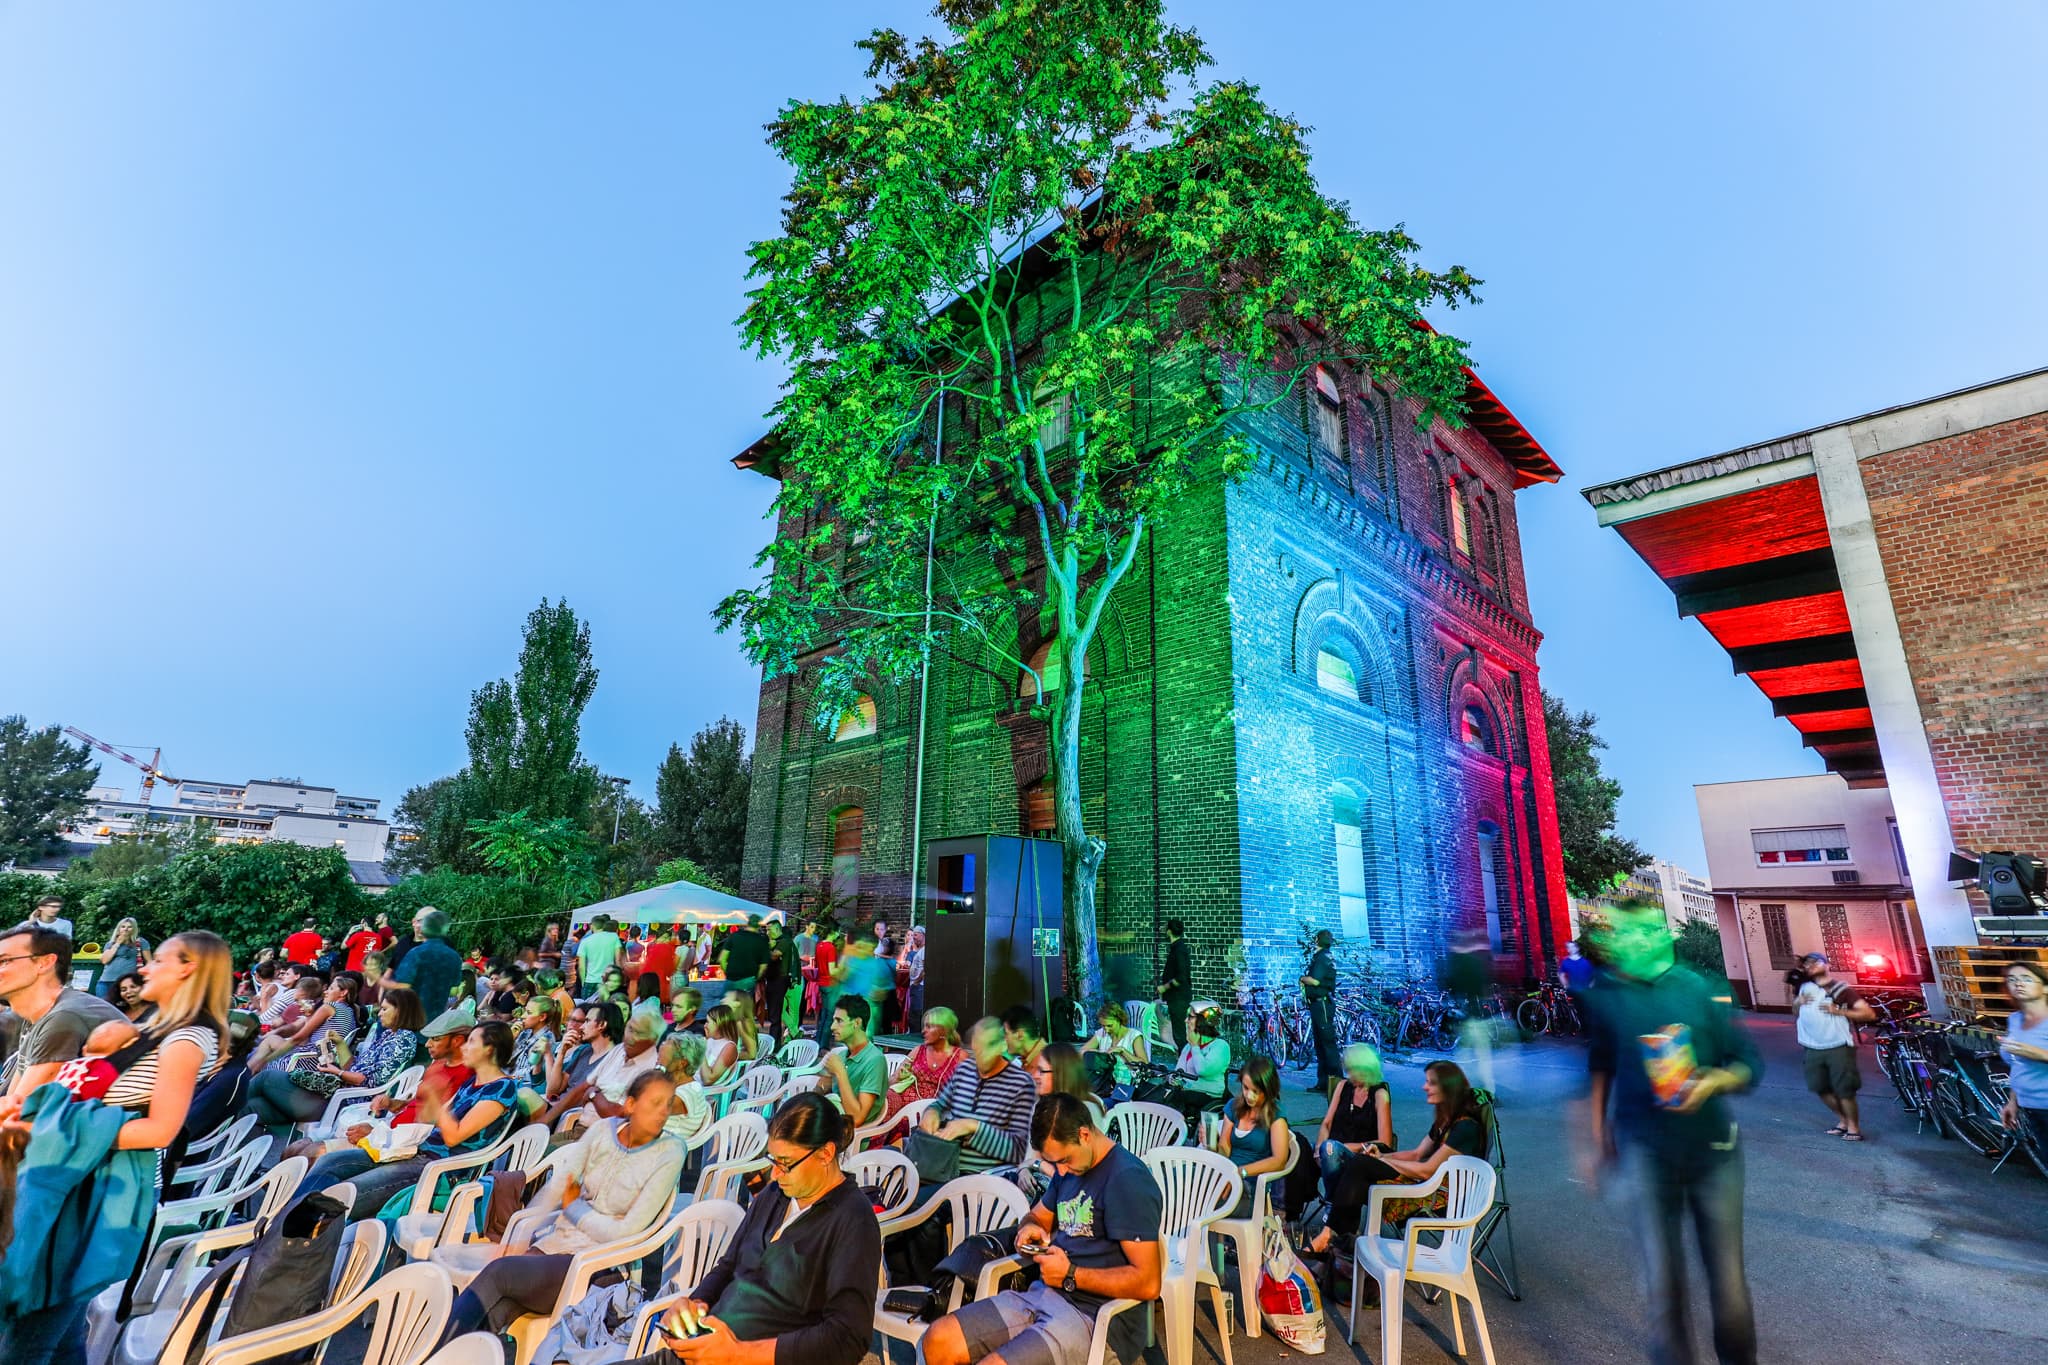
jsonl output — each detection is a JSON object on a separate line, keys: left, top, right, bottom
{"left": 66, "top": 778, "right": 393, "bottom": 871}
{"left": 736, "top": 339, "right": 1574, "bottom": 1003}
{"left": 1585, "top": 367, "right": 2048, "bottom": 950}
{"left": 1696, "top": 774, "right": 1920, "bottom": 1009}
{"left": 1648, "top": 858, "right": 1715, "bottom": 927}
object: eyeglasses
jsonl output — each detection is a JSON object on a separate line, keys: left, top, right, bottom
{"left": 0, "top": 952, "right": 50, "bottom": 969}
{"left": 765, "top": 1144, "right": 827, "bottom": 1175}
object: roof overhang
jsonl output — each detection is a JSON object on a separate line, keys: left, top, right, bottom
{"left": 1583, "top": 448, "right": 1883, "bottom": 784}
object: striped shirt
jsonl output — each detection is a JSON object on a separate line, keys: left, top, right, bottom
{"left": 934, "top": 1058, "right": 1036, "bottom": 1169}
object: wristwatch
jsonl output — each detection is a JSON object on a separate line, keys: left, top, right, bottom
{"left": 1062, "top": 1269, "right": 1078, "bottom": 1294}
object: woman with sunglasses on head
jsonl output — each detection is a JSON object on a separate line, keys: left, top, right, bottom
{"left": 622, "top": 1092, "right": 883, "bottom": 1365}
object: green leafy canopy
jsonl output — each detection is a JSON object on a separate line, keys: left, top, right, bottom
{"left": 718, "top": 0, "right": 1480, "bottom": 726}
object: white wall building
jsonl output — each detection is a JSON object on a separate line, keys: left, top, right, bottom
{"left": 67, "top": 778, "right": 392, "bottom": 868}
{"left": 1647, "top": 859, "right": 1715, "bottom": 928}
{"left": 1696, "top": 774, "right": 1924, "bottom": 1009}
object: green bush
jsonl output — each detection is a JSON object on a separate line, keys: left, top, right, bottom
{"left": 379, "top": 871, "right": 556, "bottom": 962}
{"left": 53, "top": 842, "right": 370, "bottom": 962}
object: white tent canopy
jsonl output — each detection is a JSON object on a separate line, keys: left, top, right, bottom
{"left": 568, "top": 878, "right": 786, "bottom": 930}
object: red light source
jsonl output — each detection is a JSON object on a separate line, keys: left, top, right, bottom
{"left": 1860, "top": 951, "right": 1887, "bottom": 968}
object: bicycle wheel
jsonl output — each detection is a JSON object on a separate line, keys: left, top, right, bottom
{"left": 1933, "top": 1072, "right": 1999, "bottom": 1157}
{"left": 1515, "top": 998, "right": 1550, "bottom": 1036}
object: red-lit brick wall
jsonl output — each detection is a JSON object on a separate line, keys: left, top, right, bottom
{"left": 1862, "top": 410, "right": 2048, "bottom": 858}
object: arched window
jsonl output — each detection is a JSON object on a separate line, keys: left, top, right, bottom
{"left": 1476, "top": 821, "right": 1505, "bottom": 952}
{"left": 1331, "top": 788, "right": 1372, "bottom": 941}
{"left": 1315, "top": 646, "right": 1360, "bottom": 700}
{"left": 833, "top": 694, "right": 877, "bottom": 741}
{"left": 1460, "top": 703, "right": 1493, "bottom": 753}
{"left": 1448, "top": 478, "right": 1471, "bottom": 556}
{"left": 830, "top": 806, "right": 863, "bottom": 903}
{"left": 1022, "top": 779, "right": 1056, "bottom": 839}
{"left": 1310, "top": 365, "right": 1348, "bottom": 485}
{"left": 1019, "top": 640, "right": 1063, "bottom": 700}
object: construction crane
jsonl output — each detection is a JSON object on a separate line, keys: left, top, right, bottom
{"left": 61, "top": 727, "right": 180, "bottom": 813}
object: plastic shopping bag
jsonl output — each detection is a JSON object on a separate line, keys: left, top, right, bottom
{"left": 1256, "top": 1214, "right": 1327, "bottom": 1354}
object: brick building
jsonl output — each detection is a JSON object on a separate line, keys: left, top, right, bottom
{"left": 1585, "top": 367, "right": 2048, "bottom": 952}
{"left": 733, "top": 316, "right": 1576, "bottom": 1006}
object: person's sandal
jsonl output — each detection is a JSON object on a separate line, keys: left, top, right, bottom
{"left": 1841, "top": 1131, "right": 1866, "bottom": 1141}
{"left": 1825, "top": 1125, "right": 1846, "bottom": 1136}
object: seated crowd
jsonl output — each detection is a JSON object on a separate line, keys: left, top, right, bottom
{"left": 0, "top": 897, "right": 1488, "bottom": 1365}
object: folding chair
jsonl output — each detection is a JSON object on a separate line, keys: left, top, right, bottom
{"left": 1469, "top": 1092, "right": 1521, "bottom": 1301}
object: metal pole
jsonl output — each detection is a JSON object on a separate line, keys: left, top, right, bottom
{"left": 908, "top": 396, "right": 945, "bottom": 928}
{"left": 606, "top": 775, "right": 630, "bottom": 899}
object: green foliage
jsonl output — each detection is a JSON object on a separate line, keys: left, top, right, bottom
{"left": 0, "top": 716, "right": 100, "bottom": 869}
{"left": 0, "top": 871, "right": 57, "bottom": 925}
{"left": 63, "top": 841, "right": 370, "bottom": 962}
{"left": 466, "top": 808, "right": 597, "bottom": 909}
{"left": 379, "top": 870, "right": 555, "bottom": 963}
{"left": 1674, "top": 916, "right": 1727, "bottom": 978}
{"left": 392, "top": 599, "right": 603, "bottom": 877}
{"left": 718, "top": 0, "right": 1481, "bottom": 1007}
{"left": 652, "top": 718, "right": 753, "bottom": 889}
{"left": 62, "top": 821, "right": 213, "bottom": 884}
{"left": 1542, "top": 689, "right": 1648, "bottom": 900}
{"left": 637, "top": 856, "right": 737, "bottom": 897}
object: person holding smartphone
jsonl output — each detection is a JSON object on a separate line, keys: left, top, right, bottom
{"left": 628, "top": 1093, "right": 880, "bottom": 1365}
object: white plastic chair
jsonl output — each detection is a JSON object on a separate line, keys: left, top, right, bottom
{"left": 166, "top": 1127, "right": 269, "bottom": 1200}
{"left": 1210, "top": 1130, "right": 1298, "bottom": 1340}
{"left": 176, "top": 1113, "right": 260, "bottom": 1179}
{"left": 503, "top": 1199, "right": 691, "bottom": 1365}
{"left": 686, "top": 1111, "right": 769, "bottom": 1203}
{"left": 755, "top": 1031, "right": 776, "bottom": 1059}
{"left": 737, "top": 1064, "right": 786, "bottom": 1106}
{"left": 419, "top": 1151, "right": 574, "bottom": 1282}
{"left": 1146, "top": 1148, "right": 1243, "bottom": 1365}
{"left": 198, "top": 1259, "right": 451, "bottom": 1365}
{"left": 302, "top": 1064, "right": 426, "bottom": 1142}
{"left": 1105, "top": 1100, "right": 1187, "bottom": 1156}
{"left": 840, "top": 1146, "right": 920, "bottom": 1221}
{"left": 776, "top": 1038, "right": 819, "bottom": 1068}
{"left": 391, "top": 1123, "right": 549, "bottom": 1260}
{"left": 317, "top": 1065, "right": 429, "bottom": 1144}
{"left": 420, "top": 1333, "right": 504, "bottom": 1365}
{"left": 852, "top": 1096, "right": 932, "bottom": 1152}
{"left": 624, "top": 1199, "right": 748, "bottom": 1354}
{"left": 873, "top": 1175, "right": 1032, "bottom": 1350}
{"left": 1347, "top": 1155, "right": 1499, "bottom": 1365}
{"left": 149, "top": 1154, "right": 308, "bottom": 1256}
{"left": 885, "top": 1050, "right": 910, "bottom": 1081}
{"left": 132, "top": 1217, "right": 387, "bottom": 1365}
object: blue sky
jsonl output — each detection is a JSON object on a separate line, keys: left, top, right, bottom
{"left": 3, "top": 3, "right": 2043, "bottom": 874}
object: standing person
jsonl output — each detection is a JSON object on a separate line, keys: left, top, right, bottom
{"left": 373, "top": 912, "right": 395, "bottom": 950}
{"left": 641, "top": 927, "right": 679, "bottom": 1005}
{"left": 1156, "top": 918, "right": 1191, "bottom": 1049}
{"left": 1560, "top": 939, "right": 1596, "bottom": 994}
{"left": 536, "top": 921, "right": 564, "bottom": 973}
{"left": 1301, "top": 929, "right": 1342, "bottom": 1096}
{"left": 812, "top": 928, "right": 844, "bottom": 1050}
{"left": 94, "top": 919, "right": 149, "bottom": 1001}
{"left": 1791, "top": 952, "right": 1875, "bottom": 1140}
{"left": 0, "top": 922, "right": 125, "bottom": 1102}
{"left": 1583, "top": 899, "right": 1761, "bottom": 1365}
{"left": 902, "top": 925, "right": 927, "bottom": 1024}
{"left": 719, "top": 916, "right": 770, "bottom": 999}
{"left": 388, "top": 907, "right": 463, "bottom": 1016}
{"left": 1442, "top": 923, "right": 1496, "bottom": 1093}
{"left": 921, "top": 1092, "right": 1164, "bottom": 1365}
{"left": 1, "top": 931, "right": 231, "bottom": 1365}
{"left": 2000, "top": 962, "right": 2048, "bottom": 1149}
{"left": 760, "top": 921, "right": 792, "bottom": 1038}
{"left": 28, "top": 896, "right": 72, "bottom": 940}
{"left": 576, "top": 915, "right": 623, "bottom": 994}
{"left": 341, "top": 921, "right": 381, "bottom": 973}
{"left": 283, "top": 917, "right": 325, "bottom": 967}
{"left": 794, "top": 919, "right": 819, "bottom": 970}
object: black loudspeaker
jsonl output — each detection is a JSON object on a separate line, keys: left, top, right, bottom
{"left": 922, "top": 835, "right": 1067, "bottom": 1029}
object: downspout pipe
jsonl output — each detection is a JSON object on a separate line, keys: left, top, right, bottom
{"left": 908, "top": 398, "right": 944, "bottom": 927}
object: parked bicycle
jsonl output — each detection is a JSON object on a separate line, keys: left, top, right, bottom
{"left": 1874, "top": 1007, "right": 2048, "bottom": 1179}
{"left": 1515, "top": 980, "right": 1586, "bottom": 1037}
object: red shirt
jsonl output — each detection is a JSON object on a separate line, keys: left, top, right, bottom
{"left": 815, "top": 939, "right": 837, "bottom": 985}
{"left": 642, "top": 939, "right": 678, "bottom": 988}
{"left": 283, "top": 930, "right": 324, "bottom": 966}
{"left": 392, "top": 1061, "right": 474, "bottom": 1124}
{"left": 343, "top": 930, "right": 381, "bottom": 973}
{"left": 375, "top": 927, "right": 395, "bottom": 949}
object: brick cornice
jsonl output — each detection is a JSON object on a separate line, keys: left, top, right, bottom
{"left": 1249, "top": 451, "right": 1545, "bottom": 656}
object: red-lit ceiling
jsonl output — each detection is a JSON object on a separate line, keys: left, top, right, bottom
{"left": 1612, "top": 473, "right": 1882, "bottom": 779}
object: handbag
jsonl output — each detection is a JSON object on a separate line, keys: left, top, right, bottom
{"left": 903, "top": 1127, "right": 963, "bottom": 1185}
{"left": 177, "top": 1192, "right": 348, "bottom": 1365}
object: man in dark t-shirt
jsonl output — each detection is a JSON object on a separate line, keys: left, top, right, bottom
{"left": 718, "top": 921, "right": 769, "bottom": 996}
{"left": 1157, "top": 919, "right": 1191, "bottom": 1049}
{"left": 1584, "top": 900, "right": 1761, "bottom": 1365}
{"left": 925, "top": 1093, "right": 1163, "bottom": 1365}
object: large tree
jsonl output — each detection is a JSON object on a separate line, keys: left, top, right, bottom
{"left": 652, "top": 718, "right": 752, "bottom": 889}
{"left": 718, "top": 0, "right": 1482, "bottom": 1005}
{"left": 1542, "top": 689, "right": 1648, "bottom": 899}
{"left": 391, "top": 599, "right": 603, "bottom": 874}
{"left": 0, "top": 716, "right": 99, "bottom": 869}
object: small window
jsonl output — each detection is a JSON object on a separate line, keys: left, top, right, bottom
{"left": 1460, "top": 704, "right": 1492, "bottom": 751}
{"left": 1751, "top": 826, "right": 1850, "bottom": 867}
{"left": 1449, "top": 479, "right": 1471, "bottom": 556}
{"left": 1310, "top": 366, "right": 1346, "bottom": 472}
{"left": 1019, "top": 641, "right": 1063, "bottom": 700}
{"left": 833, "top": 695, "right": 878, "bottom": 741}
{"left": 1760, "top": 904, "right": 1795, "bottom": 971}
{"left": 1022, "top": 780, "right": 1056, "bottom": 839}
{"left": 1315, "top": 648, "right": 1359, "bottom": 699}
{"left": 830, "top": 806, "right": 863, "bottom": 902}
{"left": 1332, "top": 790, "right": 1371, "bottom": 941}
{"left": 1034, "top": 386, "right": 1071, "bottom": 450}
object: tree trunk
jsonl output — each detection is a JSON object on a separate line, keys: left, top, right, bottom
{"left": 1051, "top": 634, "right": 1106, "bottom": 1015}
